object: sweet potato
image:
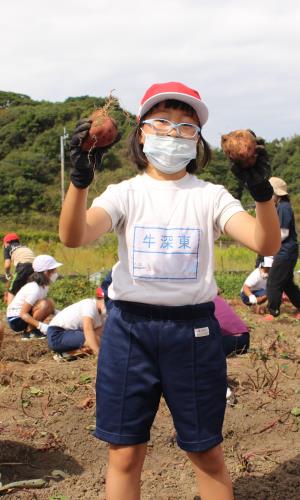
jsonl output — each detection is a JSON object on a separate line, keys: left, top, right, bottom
{"left": 82, "top": 94, "right": 119, "bottom": 151}
{"left": 221, "top": 129, "right": 257, "bottom": 168}
{"left": 82, "top": 111, "right": 118, "bottom": 151}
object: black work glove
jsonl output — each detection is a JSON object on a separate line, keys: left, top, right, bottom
{"left": 230, "top": 132, "right": 273, "bottom": 202}
{"left": 69, "top": 119, "right": 121, "bottom": 189}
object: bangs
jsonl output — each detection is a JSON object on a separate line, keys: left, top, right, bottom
{"left": 144, "top": 99, "right": 198, "bottom": 120}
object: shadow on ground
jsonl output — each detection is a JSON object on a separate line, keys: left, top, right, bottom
{"left": 233, "top": 454, "right": 300, "bottom": 499}
{"left": 0, "top": 439, "right": 83, "bottom": 484}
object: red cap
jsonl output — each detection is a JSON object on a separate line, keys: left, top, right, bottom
{"left": 137, "top": 82, "right": 209, "bottom": 126}
{"left": 3, "top": 232, "right": 20, "bottom": 244}
{"left": 96, "top": 287, "right": 105, "bottom": 299}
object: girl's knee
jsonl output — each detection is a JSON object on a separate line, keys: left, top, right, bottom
{"left": 33, "top": 298, "right": 54, "bottom": 316}
{"left": 109, "top": 444, "right": 146, "bottom": 473}
{"left": 187, "top": 444, "right": 225, "bottom": 475}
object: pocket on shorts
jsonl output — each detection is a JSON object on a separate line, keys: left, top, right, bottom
{"left": 192, "top": 316, "right": 226, "bottom": 373}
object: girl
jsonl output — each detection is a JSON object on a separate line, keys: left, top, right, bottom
{"left": 266, "top": 177, "right": 300, "bottom": 319}
{"left": 240, "top": 256, "right": 273, "bottom": 310}
{"left": 214, "top": 295, "right": 250, "bottom": 358}
{"left": 59, "top": 82, "right": 280, "bottom": 500}
{"left": 6, "top": 254, "right": 62, "bottom": 340}
{"left": 47, "top": 288, "right": 106, "bottom": 357}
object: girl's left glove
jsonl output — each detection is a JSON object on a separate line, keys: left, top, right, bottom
{"left": 231, "top": 133, "right": 274, "bottom": 202}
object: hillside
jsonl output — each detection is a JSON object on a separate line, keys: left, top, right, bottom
{"left": 0, "top": 90, "right": 299, "bottom": 231}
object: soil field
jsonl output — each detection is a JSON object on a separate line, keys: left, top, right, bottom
{"left": 0, "top": 300, "right": 299, "bottom": 499}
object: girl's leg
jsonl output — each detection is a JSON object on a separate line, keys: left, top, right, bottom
{"left": 222, "top": 332, "right": 249, "bottom": 357}
{"left": 187, "top": 444, "right": 233, "bottom": 500}
{"left": 106, "top": 443, "right": 147, "bottom": 500}
{"left": 32, "top": 298, "right": 55, "bottom": 322}
{"left": 283, "top": 258, "right": 300, "bottom": 309}
{"left": 267, "top": 258, "right": 288, "bottom": 316}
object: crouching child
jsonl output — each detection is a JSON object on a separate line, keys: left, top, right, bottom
{"left": 47, "top": 288, "right": 106, "bottom": 358}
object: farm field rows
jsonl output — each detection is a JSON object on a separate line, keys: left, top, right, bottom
{"left": 0, "top": 299, "right": 299, "bottom": 499}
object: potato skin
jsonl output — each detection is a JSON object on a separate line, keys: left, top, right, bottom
{"left": 82, "top": 111, "right": 118, "bottom": 151}
{"left": 221, "top": 129, "right": 257, "bottom": 168}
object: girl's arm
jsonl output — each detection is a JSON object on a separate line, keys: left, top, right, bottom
{"left": 59, "top": 184, "right": 111, "bottom": 247}
{"left": 59, "top": 119, "right": 120, "bottom": 248}
{"left": 224, "top": 200, "right": 281, "bottom": 256}
{"left": 4, "top": 258, "right": 12, "bottom": 278}
{"left": 82, "top": 316, "right": 100, "bottom": 354}
{"left": 20, "top": 302, "right": 40, "bottom": 329}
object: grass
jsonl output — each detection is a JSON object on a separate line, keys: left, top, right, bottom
{"left": 1, "top": 235, "right": 299, "bottom": 309}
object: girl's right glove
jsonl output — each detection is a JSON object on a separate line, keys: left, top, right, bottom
{"left": 69, "top": 120, "right": 120, "bottom": 189}
{"left": 38, "top": 322, "right": 49, "bottom": 335}
{"left": 69, "top": 120, "right": 104, "bottom": 189}
{"left": 230, "top": 133, "right": 274, "bottom": 202}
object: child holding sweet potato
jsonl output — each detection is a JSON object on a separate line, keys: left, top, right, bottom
{"left": 59, "top": 82, "right": 280, "bottom": 500}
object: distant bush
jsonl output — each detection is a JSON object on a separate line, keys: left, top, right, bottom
{"left": 215, "top": 271, "right": 245, "bottom": 298}
{"left": 49, "top": 276, "right": 99, "bottom": 309}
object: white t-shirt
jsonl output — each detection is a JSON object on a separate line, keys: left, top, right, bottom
{"left": 91, "top": 173, "right": 244, "bottom": 306}
{"left": 7, "top": 282, "right": 48, "bottom": 318}
{"left": 242, "top": 268, "right": 267, "bottom": 292}
{"left": 49, "top": 299, "right": 103, "bottom": 330}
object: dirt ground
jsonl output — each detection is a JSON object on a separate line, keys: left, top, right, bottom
{"left": 0, "top": 300, "right": 299, "bottom": 500}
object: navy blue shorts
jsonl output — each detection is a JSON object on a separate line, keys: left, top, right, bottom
{"left": 7, "top": 316, "right": 27, "bottom": 332}
{"left": 95, "top": 300, "right": 227, "bottom": 452}
{"left": 47, "top": 326, "right": 85, "bottom": 352}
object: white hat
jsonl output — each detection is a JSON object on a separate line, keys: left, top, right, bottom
{"left": 33, "top": 254, "right": 63, "bottom": 273}
{"left": 261, "top": 256, "right": 273, "bottom": 268}
{"left": 269, "top": 177, "right": 288, "bottom": 196}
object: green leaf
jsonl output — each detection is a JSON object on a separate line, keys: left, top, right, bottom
{"left": 85, "top": 424, "right": 96, "bottom": 431}
{"left": 79, "top": 374, "right": 92, "bottom": 384}
{"left": 29, "top": 386, "right": 44, "bottom": 396}
{"left": 291, "top": 407, "right": 300, "bottom": 417}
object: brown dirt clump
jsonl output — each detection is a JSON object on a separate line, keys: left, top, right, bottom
{"left": 0, "top": 301, "right": 299, "bottom": 499}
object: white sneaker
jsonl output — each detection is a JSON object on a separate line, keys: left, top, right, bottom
{"left": 226, "top": 387, "right": 232, "bottom": 399}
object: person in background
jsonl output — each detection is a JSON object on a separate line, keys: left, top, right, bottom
{"left": 6, "top": 255, "right": 61, "bottom": 340}
{"left": 266, "top": 177, "right": 300, "bottom": 320}
{"left": 214, "top": 295, "right": 250, "bottom": 357}
{"left": 3, "top": 233, "right": 35, "bottom": 304}
{"left": 214, "top": 294, "right": 250, "bottom": 400}
{"left": 47, "top": 288, "right": 106, "bottom": 359}
{"left": 240, "top": 256, "right": 273, "bottom": 311}
{"left": 59, "top": 81, "right": 280, "bottom": 500}
{"left": 100, "top": 270, "right": 113, "bottom": 312}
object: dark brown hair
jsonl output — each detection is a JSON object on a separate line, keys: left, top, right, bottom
{"left": 128, "top": 99, "right": 212, "bottom": 173}
{"left": 28, "top": 272, "right": 50, "bottom": 286}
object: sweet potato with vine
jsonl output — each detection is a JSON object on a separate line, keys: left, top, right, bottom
{"left": 82, "top": 96, "right": 119, "bottom": 151}
{"left": 221, "top": 129, "right": 257, "bottom": 168}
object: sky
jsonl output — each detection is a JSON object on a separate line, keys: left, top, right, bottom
{"left": 1, "top": 0, "right": 300, "bottom": 147}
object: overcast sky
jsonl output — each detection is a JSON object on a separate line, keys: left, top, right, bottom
{"left": 1, "top": 0, "right": 299, "bottom": 146}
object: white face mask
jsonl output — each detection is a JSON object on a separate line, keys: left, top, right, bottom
{"left": 49, "top": 271, "right": 59, "bottom": 283}
{"left": 142, "top": 133, "right": 197, "bottom": 174}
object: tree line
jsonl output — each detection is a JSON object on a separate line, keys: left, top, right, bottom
{"left": 0, "top": 90, "right": 299, "bottom": 227}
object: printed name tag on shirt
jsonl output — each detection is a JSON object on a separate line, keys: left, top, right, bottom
{"left": 194, "top": 327, "right": 209, "bottom": 338}
{"left": 132, "top": 225, "right": 200, "bottom": 280}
